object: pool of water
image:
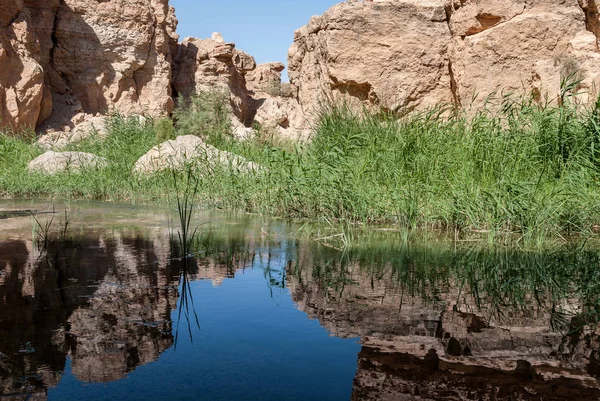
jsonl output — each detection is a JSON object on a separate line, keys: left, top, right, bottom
{"left": 1, "top": 200, "right": 600, "bottom": 400}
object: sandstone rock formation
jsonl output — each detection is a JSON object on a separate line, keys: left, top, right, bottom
{"left": 0, "top": 0, "right": 178, "bottom": 131}
{"left": 0, "top": 2, "right": 302, "bottom": 141}
{"left": 37, "top": 115, "right": 108, "bottom": 150}
{"left": 248, "top": 63, "right": 308, "bottom": 139}
{"left": 288, "top": 0, "right": 453, "bottom": 116}
{"left": 28, "top": 151, "right": 108, "bottom": 174}
{"left": 133, "top": 134, "right": 258, "bottom": 174}
{"left": 0, "top": 0, "right": 46, "bottom": 130}
{"left": 172, "top": 36, "right": 256, "bottom": 125}
{"left": 289, "top": 0, "right": 600, "bottom": 115}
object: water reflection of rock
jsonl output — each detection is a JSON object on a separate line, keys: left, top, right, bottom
{"left": 0, "top": 231, "right": 223, "bottom": 397}
{"left": 287, "top": 249, "right": 600, "bottom": 400}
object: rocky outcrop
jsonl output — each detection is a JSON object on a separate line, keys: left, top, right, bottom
{"left": 172, "top": 36, "right": 256, "bottom": 125}
{"left": 0, "top": 2, "right": 303, "bottom": 140}
{"left": 288, "top": 0, "right": 453, "bottom": 116}
{"left": 448, "top": 0, "right": 588, "bottom": 108}
{"left": 0, "top": 0, "right": 46, "bottom": 130}
{"left": 37, "top": 115, "right": 108, "bottom": 150}
{"left": 28, "top": 150, "right": 108, "bottom": 174}
{"left": 248, "top": 63, "right": 308, "bottom": 140}
{"left": 133, "top": 134, "right": 258, "bottom": 174}
{"left": 289, "top": 0, "right": 600, "bottom": 114}
{"left": 246, "top": 62, "right": 286, "bottom": 93}
{"left": 0, "top": 0, "right": 178, "bottom": 131}
{"left": 48, "top": 0, "right": 178, "bottom": 117}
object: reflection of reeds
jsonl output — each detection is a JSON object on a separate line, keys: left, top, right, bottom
{"left": 287, "top": 236, "right": 600, "bottom": 335}
{"left": 174, "top": 258, "right": 201, "bottom": 350}
{"left": 30, "top": 206, "right": 70, "bottom": 251}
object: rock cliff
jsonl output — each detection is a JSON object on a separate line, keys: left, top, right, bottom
{"left": 289, "top": 0, "right": 600, "bottom": 115}
{"left": 5, "top": 0, "right": 600, "bottom": 137}
{"left": 0, "top": 0, "right": 178, "bottom": 131}
{"left": 0, "top": 0, "right": 46, "bottom": 130}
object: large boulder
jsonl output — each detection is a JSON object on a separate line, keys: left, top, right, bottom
{"left": 133, "top": 135, "right": 259, "bottom": 175}
{"left": 37, "top": 115, "right": 108, "bottom": 150}
{"left": 28, "top": 150, "right": 108, "bottom": 174}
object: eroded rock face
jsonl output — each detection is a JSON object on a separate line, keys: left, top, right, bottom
{"left": 248, "top": 62, "right": 308, "bottom": 140}
{"left": 48, "top": 0, "right": 178, "bottom": 117}
{"left": 448, "top": 0, "right": 588, "bottom": 108}
{"left": 0, "top": 0, "right": 45, "bottom": 130}
{"left": 289, "top": 0, "right": 600, "bottom": 115}
{"left": 1, "top": 0, "right": 178, "bottom": 131}
{"left": 288, "top": 0, "right": 453, "bottom": 116}
{"left": 172, "top": 37, "right": 256, "bottom": 125}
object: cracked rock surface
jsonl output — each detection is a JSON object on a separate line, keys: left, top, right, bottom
{"left": 289, "top": 0, "right": 600, "bottom": 115}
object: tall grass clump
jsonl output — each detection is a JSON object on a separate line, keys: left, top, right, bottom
{"left": 197, "top": 86, "right": 600, "bottom": 244}
{"left": 2, "top": 84, "right": 600, "bottom": 244}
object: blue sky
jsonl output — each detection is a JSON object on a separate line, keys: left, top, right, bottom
{"left": 170, "top": 0, "right": 340, "bottom": 79}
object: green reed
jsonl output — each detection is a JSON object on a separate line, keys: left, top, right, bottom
{"left": 3, "top": 88, "right": 600, "bottom": 244}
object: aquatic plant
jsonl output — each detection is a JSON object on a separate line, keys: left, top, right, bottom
{"left": 30, "top": 206, "right": 70, "bottom": 250}
{"left": 30, "top": 207, "right": 55, "bottom": 250}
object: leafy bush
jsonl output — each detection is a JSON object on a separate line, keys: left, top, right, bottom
{"left": 173, "top": 90, "right": 232, "bottom": 147}
{"left": 154, "top": 117, "right": 176, "bottom": 143}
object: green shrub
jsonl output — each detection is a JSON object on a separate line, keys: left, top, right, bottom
{"left": 173, "top": 90, "right": 232, "bottom": 147}
{"left": 155, "top": 117, "right": 176, "bottom": 143}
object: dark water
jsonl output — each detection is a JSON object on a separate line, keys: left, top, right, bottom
{"left": 1, "top": 201, "right": 600, "bottom": 400}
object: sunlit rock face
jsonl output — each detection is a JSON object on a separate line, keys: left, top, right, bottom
{"left": 172, "top": 37, "right": 256, "bottom": 125}
{"left": 286, "top": 245, "right": 600, "bottom": 400}
{"left": 289, "top": 0, "right": 600, "bottom": 116}
{"left": 0, "top": 0, "right": 178, "bottom": 130}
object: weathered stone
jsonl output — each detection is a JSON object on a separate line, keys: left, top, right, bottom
{"left": 449, "top": 1, "right": 587, "bottom": 109}
{"left": 133, "top": 135, "right": 258, "bottom": 174}
{"left": 28, "top": 151, "right": 108, "bottom": 174}
{"left": 2, "top": 0, "right": 178, "bottom": 131}
{"left": 0, "top": 0, "right": 45, "bottom": 129}
{"left": 289, "top": 0, "right": 600, "bottom": 115}
{"left": 288, "top": 0, "right": 453, "bottom": 116}
{"left": 38, "top": 115, "right": 108, "bottom": 150}
{"left": 172, "top": 38, "right": 255, "bottom": 125}
{"left": 246, "top": 62, "right": 286, "bottom": 93}
{"left": 48, "top": 0, "right": 177, "bottom": 117}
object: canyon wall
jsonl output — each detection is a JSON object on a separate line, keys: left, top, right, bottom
{"left": 0, "top": 0, "right": 179, "bottom": 130}
{"left": 4, "top": 0, "right": 600, "bottom": 136}
{"left": 289, "top": 0, "right": 600, "bottom": 116}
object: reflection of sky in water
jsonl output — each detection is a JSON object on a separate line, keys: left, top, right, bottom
{"left": 49, "top": 270, "right": 360, "bottom": 401}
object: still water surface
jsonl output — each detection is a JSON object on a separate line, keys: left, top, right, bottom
{"left": 1, "top": 201, "right": 600, "bottom": 400}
